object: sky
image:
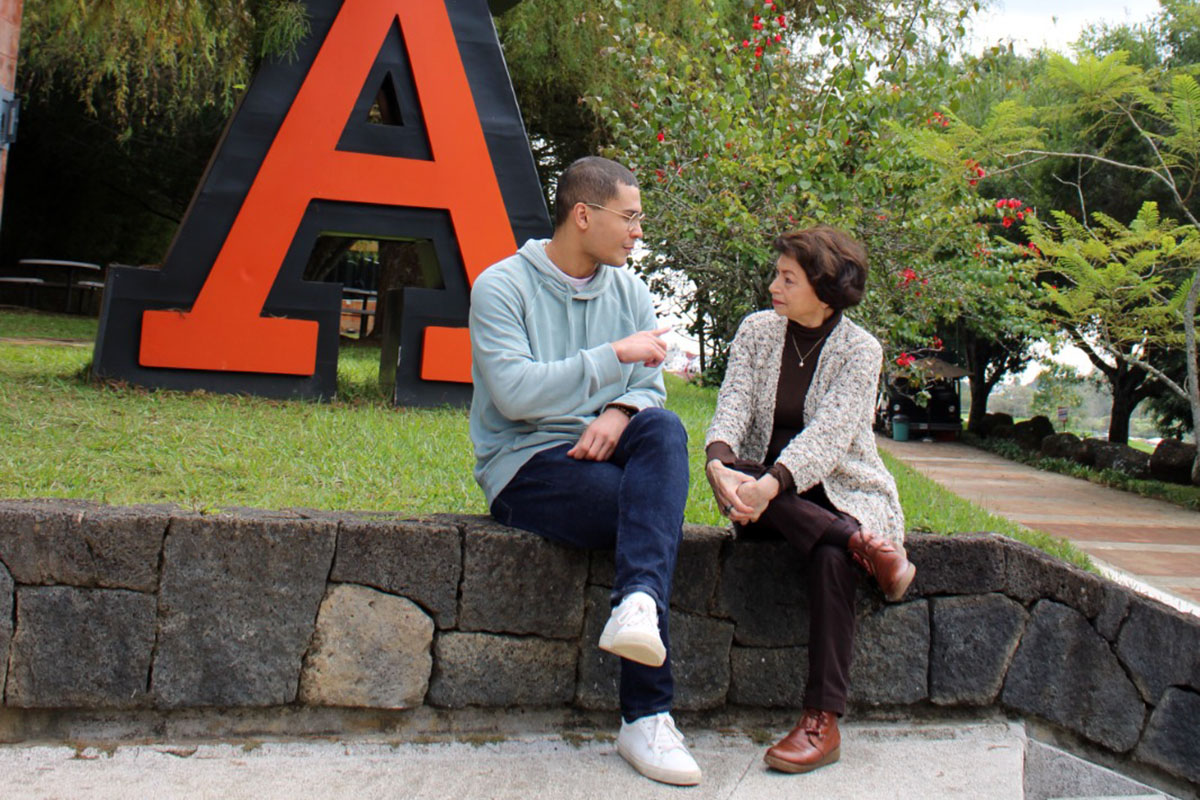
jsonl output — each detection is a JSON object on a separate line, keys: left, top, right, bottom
{"left": 971, "top": 0, "right": 1162, "bottom": 54}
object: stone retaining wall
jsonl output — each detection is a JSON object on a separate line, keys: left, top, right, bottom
{"left": 0, "top": 499, "right": 1196, "bottom": 789}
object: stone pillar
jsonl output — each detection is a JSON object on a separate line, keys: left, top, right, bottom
{"left": 0, "top": 0, "right": 21, "bottom": 223}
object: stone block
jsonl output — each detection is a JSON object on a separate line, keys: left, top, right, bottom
{"left": 715, "top": 540, "right": 809, "bottom": 646}
{"left": 670, "top": 611, "right": 734, "bottom": 711}
{"left": 589, "top": 524, "right": 724, "bottom": 615}
{"left": 574, "top": 586, "right": 732, "bottom": 712}
{"left": 6, "top": 586, "right": 155, "bottom": 708}
{"left": 1079, "top": 437, "right": 1103, "bottom": 467}
{"left": 729, "top": 646, "right": 808, "bottom": 708}
{"left": 907, "top": 533, "right": 1006, "bottom": 596}
{"left": 575, "top": 586, "right": 621, "bottom": 711}
{"left": 1116, "top": 596, "right": 1200, "bottom": 704}
{"left": 1089, "top": 441, "right": 1151, "bottom": 479}
{"left": 930, "top": 594, "right": 1027, "bottom": 706}
{"left": 1013, "top": 415, "right": 1055, "bottom": 450}
{"left": 330, "top": 518, "right": 461, "bottom": 627}
{"left": 1136, "top": 687, "right": 1200, "bottom": 784}
{"left": 849, "top": 600, "right": 929, "bottom": 706}
{"left": 991, "top": 423, "right": 1015, "bottom": 440}
{"left": 0, "top": 500, "right": 168, "bottom": 591}
{"left": 0, "top": 560, "right": 10, "bottom": 693}
{"left": 458, "top": 519, "right": 587, "bottom": 638}
{"left": 151, "top": 515, "right": 336, "bottom": 707}
{"left": 427, "top": 632, "right": 576, "bottom": 708}
{"left": 1149, "top": 438, "right": 1197, "bottom": 485}
{"left": 1040, "top": 432, "right": 1085, "bottom": 463}
{"left": 299, "top": 584, "right": 433, "bottom": 709}
{"left": 1001, "top": 600, "right": 1144, "bottom": 752}
{"left": 1092, "top": 583, "right": 1132, "bottom": 643}
{"left": 1000, "top": 537, "right": 1105, "bottom": 618}
{"left": 976, "top": 412, "right": 1014, "bottom": 437}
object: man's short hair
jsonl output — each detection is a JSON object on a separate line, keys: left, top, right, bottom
{"left": 554, "top": 156, "right": 638, "bottom": 228}
{"left": 772, "top": 226, "right": 869, "bottom": 310}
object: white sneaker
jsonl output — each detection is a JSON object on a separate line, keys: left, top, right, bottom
{"left": 617, "top": 712, "right": 702, "bottom": 786}
{"left": 598, "top": 591, "right": 666, "bottom": 667}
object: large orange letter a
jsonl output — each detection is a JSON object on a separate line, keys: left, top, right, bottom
{"left": 91, "top": 0, "right": 550, "bottom": 400}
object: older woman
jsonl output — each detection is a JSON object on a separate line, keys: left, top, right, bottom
{"left": 705, "top": 226, "right": 914, "bottom": 774}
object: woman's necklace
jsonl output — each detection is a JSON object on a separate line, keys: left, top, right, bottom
{"left": 789, "top": 331, "right": 827, "bottom": 368}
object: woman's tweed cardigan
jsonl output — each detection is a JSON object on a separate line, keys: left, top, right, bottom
{"left": 705, "top": 310, "right": 905, "bottom": 543}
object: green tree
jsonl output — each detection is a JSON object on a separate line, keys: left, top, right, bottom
{"left": 586, "top": 0, "right": 989, "bottom": 379}
{"left": 1027, "top": 202, "right": 1200, "bottom": 455}
{"left": 1030, "top": 362, "right": 1085, "bottom": 426}
{"left": 4, "top": 1, "right": 310, "bottom": 265}
{"left": 915, "top": 51, "right": 1200, "bottom": 478}
{"left": 20, "top": 0, "right": 309, "bottom": 130}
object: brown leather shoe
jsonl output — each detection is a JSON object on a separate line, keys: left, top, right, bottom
{"left": 764, "top": 709, "right": 841, "bottom": 773}
{"left": 848, "top": 529, "right": 916, "bottom": 601}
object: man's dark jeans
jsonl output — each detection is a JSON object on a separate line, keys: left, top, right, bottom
{"left": 490, "top": 407, "right": 689, "bottom": 722}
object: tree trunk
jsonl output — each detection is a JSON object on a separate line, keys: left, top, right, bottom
{"left": 369, "top": 241, "right": 428, "bottom": 343}
{"left": 967, "top": 374, "right": 990, "bottom": 432}
{"left": 1107, "top": 392, "right": 1132, "bottom": 444}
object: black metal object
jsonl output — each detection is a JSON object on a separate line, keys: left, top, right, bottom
{"left": 0, "top": 88, "right": 19, "bottom": 151}
{"left": 91, "top": 0, "right": 551, "bottom": 402}
{"left": 882, "top": 377, "right": 963, "bottom": 438}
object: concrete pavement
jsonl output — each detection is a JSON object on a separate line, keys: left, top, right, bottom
{"left": 1, "top": 719, "right": 1029, "bottom": 800}
{"left": 877, "top": 436, "right": 1200, "bottom": 613}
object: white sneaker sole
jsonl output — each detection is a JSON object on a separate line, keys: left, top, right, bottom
{"left": 598, "top": 625, "right": 666, "bottom": 667}
{"left": 617, "top": 739, "right": 702, "bottom": 786}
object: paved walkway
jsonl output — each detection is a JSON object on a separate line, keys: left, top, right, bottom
{"left": 877, "top": 437, "right": 1200, "bottom": 612}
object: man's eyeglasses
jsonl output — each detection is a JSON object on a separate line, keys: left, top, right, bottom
{"left": 584, "top": 203, "right": 647, "bottom": 230}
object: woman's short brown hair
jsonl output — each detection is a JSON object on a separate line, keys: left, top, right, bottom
{"left": 772, "top": 226, "right": 869, "bottom": 310}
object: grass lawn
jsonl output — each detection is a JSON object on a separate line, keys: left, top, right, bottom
{"left": 0, "top": 310, "right": 1088, "bottom": 565}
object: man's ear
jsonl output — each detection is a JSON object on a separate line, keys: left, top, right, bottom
{"left": 571, "top": 202, "right": 592, "bottom": 232}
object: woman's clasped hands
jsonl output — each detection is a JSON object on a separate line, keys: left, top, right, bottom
{"left": 705, "top": 460, "right": 779, "bottom": 525}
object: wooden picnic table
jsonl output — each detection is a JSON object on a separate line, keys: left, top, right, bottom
{"left": 9, "top": 259, "right": 103, "bottom": 313}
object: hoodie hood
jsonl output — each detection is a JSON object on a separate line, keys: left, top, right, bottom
{"left": 518, "top": 238, "right": 615, "bottom": 300}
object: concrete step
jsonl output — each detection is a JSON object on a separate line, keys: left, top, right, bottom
{"left": 1, "top": 720, "right": 1026, "bottom": 800}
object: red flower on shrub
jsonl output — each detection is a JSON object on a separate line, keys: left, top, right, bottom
{"left": 900, "top": 267, "right": 917, "bottom": 285}
{"left": 896, "top": 353, "right": 915, "bottom": 367}
{"left": 778, "top": 14, "right": 787, "bottom": 26}
{"left": 656, "top": 131, "right": 665, "bottom": 142}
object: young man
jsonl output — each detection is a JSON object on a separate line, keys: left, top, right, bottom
{"left": 468, "top": 156, "right": 700, "bottom": 787}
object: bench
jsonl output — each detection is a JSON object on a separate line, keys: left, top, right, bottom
{"left": 340, "top": 287, "right": 377, "bottom": 337}
{"left": 0, "top": 259, "right": 103, "bottom": 313}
